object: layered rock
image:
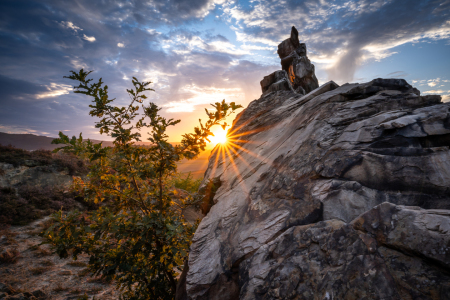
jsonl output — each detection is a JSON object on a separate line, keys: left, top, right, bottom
{"left": 261, "top": 26, "right": 319, "bottom": 95}
{"left": 240, "top": 203, "right": 450, "bottom": 299}
{"left": 186, "top": 75, "right": 450, "bottom": 299}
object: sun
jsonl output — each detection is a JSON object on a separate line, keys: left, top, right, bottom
{"left": 209, "top": 128, "right": 228, "bottom": 146}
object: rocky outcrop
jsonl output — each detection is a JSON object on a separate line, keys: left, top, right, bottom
{"left": 261, "top": 26, "right": 319, "bottom": 95}
{"left": 240, "top": 203, "right": 450, "bottom": 299}
{"left": 186, "top": 74, "right": 450, "bottom": 299}
{"left": 0, "top": 162, "right": 74, "bottom": 190}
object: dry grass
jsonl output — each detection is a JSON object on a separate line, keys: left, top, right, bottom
{"left": 70, "top": 288, "right": 82, "bottom": 294}
{"left": 0, "top": 228, "right": 18, "bottom": 245}
{"left": 28, "top": 244, "right": 40, "bottom": 251}
{"left": 39, "top": 218, "right": 55, "bottom": 231}
{"left": 29, "top": 266, "right": 50, "bottom": 275}
{"left": 34, "top": 246, "right": 52, "bottom": 257}
{"left": 78, "top": 268, "right": 91, "bottom": 277}
{"left": 67, "top": 261, "right": 87, "bottom": 267}
{"left": 0, "top": 247, "right": 21, "bottom": 263}
{"left": 1, "top": 272, "right": 24, "bottom": 286}
{"left": 87, "top": 275, "right": 110, "bottom": 284}
{"left": 40, "top": 259, "right": 55, "bottom": 266}
{"left": 52, "top": 282, "right": 69, "bottom": 293}
{"left": 86, "top": 286, "right": 103, "bottom": 294}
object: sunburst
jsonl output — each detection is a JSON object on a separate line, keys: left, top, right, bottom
{"left": 206, "top": 113, "right": 270, "bottom": 194}
{"left": 209, "top": 128, "right": 228, "bottom": 146}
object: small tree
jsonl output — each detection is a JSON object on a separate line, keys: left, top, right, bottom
{"left": 42, "top": 69, "right": 241, "bottom": 299}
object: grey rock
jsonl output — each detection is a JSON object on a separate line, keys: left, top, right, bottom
{"left": 277, "top": 26, "right": 300, "bottom": 59}
{"left": 260, "top": 70, "right": 294, "bottom": 95}
{"left": 186, "top": 76, "right": 450, "bottom": 299}
{"left": 0, "top": 162, "right": 73, "bottom": 190}
{"left": 271, "top": 26, "right": 319, "bottom": 94}
{"left": 239, "top": 205, "right": 450, "bottom": 300}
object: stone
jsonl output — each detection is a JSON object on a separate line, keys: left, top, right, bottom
{"left": 260, "top": 70, "right": 294, "bottom": 95}
{"left": 239, "top": 204, "right": 450, "bottom": 299}
{"left": 186, "top": 77, "right": 450, "bottom": 299}
{"left": 277, "top": 26, "right": 300, "bottom": 59}
{"left": 264, "top": 26, "right": 319, "bottom": 95}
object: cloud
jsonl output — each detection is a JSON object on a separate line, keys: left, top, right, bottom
{"left": 163, "top": 85, "right": 243, "bottom": 112}
{"left": 1, "top": 0, "right": 449, "bottom": 141}
{"left": 423, "top": 89, "right": 448, "bottom": 94}
{"left": 222, "top": 0, "right": 450, "bottom": 83}
{"left": 82, "top": 34, "right": 96, "bottom": 42}
{"left": 0, "top": 75, "right": 47, "bottom": 98}
{"left": 60, "top": 21, "right": 82, "bottom": 32}
{"left": 386, "top": 71, "right": 408, "bottom": 78}
{"left": 35, "top": 83, "right": 73, "bottom": 99}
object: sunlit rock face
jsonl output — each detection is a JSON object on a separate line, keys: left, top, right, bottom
{"left": 261, "top": 26, "right": 319, "bottom": 96}
{"left": 186, "top": 75, "right": 450, "bottom": 299}
{"left": 185, "top": 30, "right": 450, "bottom": 300}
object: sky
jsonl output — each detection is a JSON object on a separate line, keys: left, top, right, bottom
{"left": 0, "top": 0, "right": 449, "bottom": 142}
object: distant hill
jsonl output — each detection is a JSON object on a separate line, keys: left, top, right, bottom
{"left": 0, "top": 132, "right": 213, "bottom": 178}
{"left": 0, "top": 132, "right": 115, "bottom": 151}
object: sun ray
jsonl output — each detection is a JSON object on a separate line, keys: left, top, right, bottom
{"left": 227, "top": 141, "right": 265, "bottom": 162}
{"left": 223, "top": 144, "right": 250, "bottom": 195}
{"left": 204, "top": 118, "right": 275, "bottom": 197}
{"left": 226, "top": 143, "right": 256, "bottom": 173}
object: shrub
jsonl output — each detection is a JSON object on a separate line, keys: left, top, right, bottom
{"left": 42, "top": 70, "right": 241, "bottom": 299}
{"left": 171, "top": 172, "right": 202, "bottom": 193}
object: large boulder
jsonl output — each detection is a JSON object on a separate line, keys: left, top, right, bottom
{"left": 186, "top": 78, "right": 450, "bottom": 299}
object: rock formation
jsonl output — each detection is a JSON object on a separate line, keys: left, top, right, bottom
{"left": 261, "top": 26, "right": 319, "bottom": 95}
{"left": 185, "top": 28, "right": 450, "bottom": 300}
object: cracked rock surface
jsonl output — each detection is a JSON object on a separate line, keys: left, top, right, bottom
{"left": 186, "top": 77, "right": 450, "bottom": 300}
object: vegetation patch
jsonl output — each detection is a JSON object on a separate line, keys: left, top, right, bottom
{"left": 172, "top": 172, "right": 202, "bottom": 193}
{"left": 0, "top": 185, "right": 98, "bottom": 227}
{"left": 0, "top": 144, "right": 89, "bottom": 176}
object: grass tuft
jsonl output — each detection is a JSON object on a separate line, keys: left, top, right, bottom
{"left": 67, "top": 261, "right": 87, "bottom": 267}
{"left": 0, "top": 247, "right": 20, "bottom": 263}
{"left": 29, "top": 266, "right": 50, "bottom": 275}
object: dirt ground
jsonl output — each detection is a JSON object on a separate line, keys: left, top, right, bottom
{"left": 0, "top": 216, "right": 120, "bottom": 300}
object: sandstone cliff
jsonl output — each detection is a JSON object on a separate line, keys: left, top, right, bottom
{"left": 185, "top": 29, "right": 450, "bottom": 300}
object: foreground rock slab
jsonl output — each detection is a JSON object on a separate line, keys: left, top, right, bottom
{"left": 186, "top": 76, "right": 450, "bottom": 299}
{"left": 240, "top": 203, "right": 450, "bottom": 299}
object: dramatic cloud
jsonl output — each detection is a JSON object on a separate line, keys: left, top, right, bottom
{"left": 0, "top": 0, "right": 449, "bottom": 141}
{"left": 223, "top": 0, "right": 450, "bottom": 82}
